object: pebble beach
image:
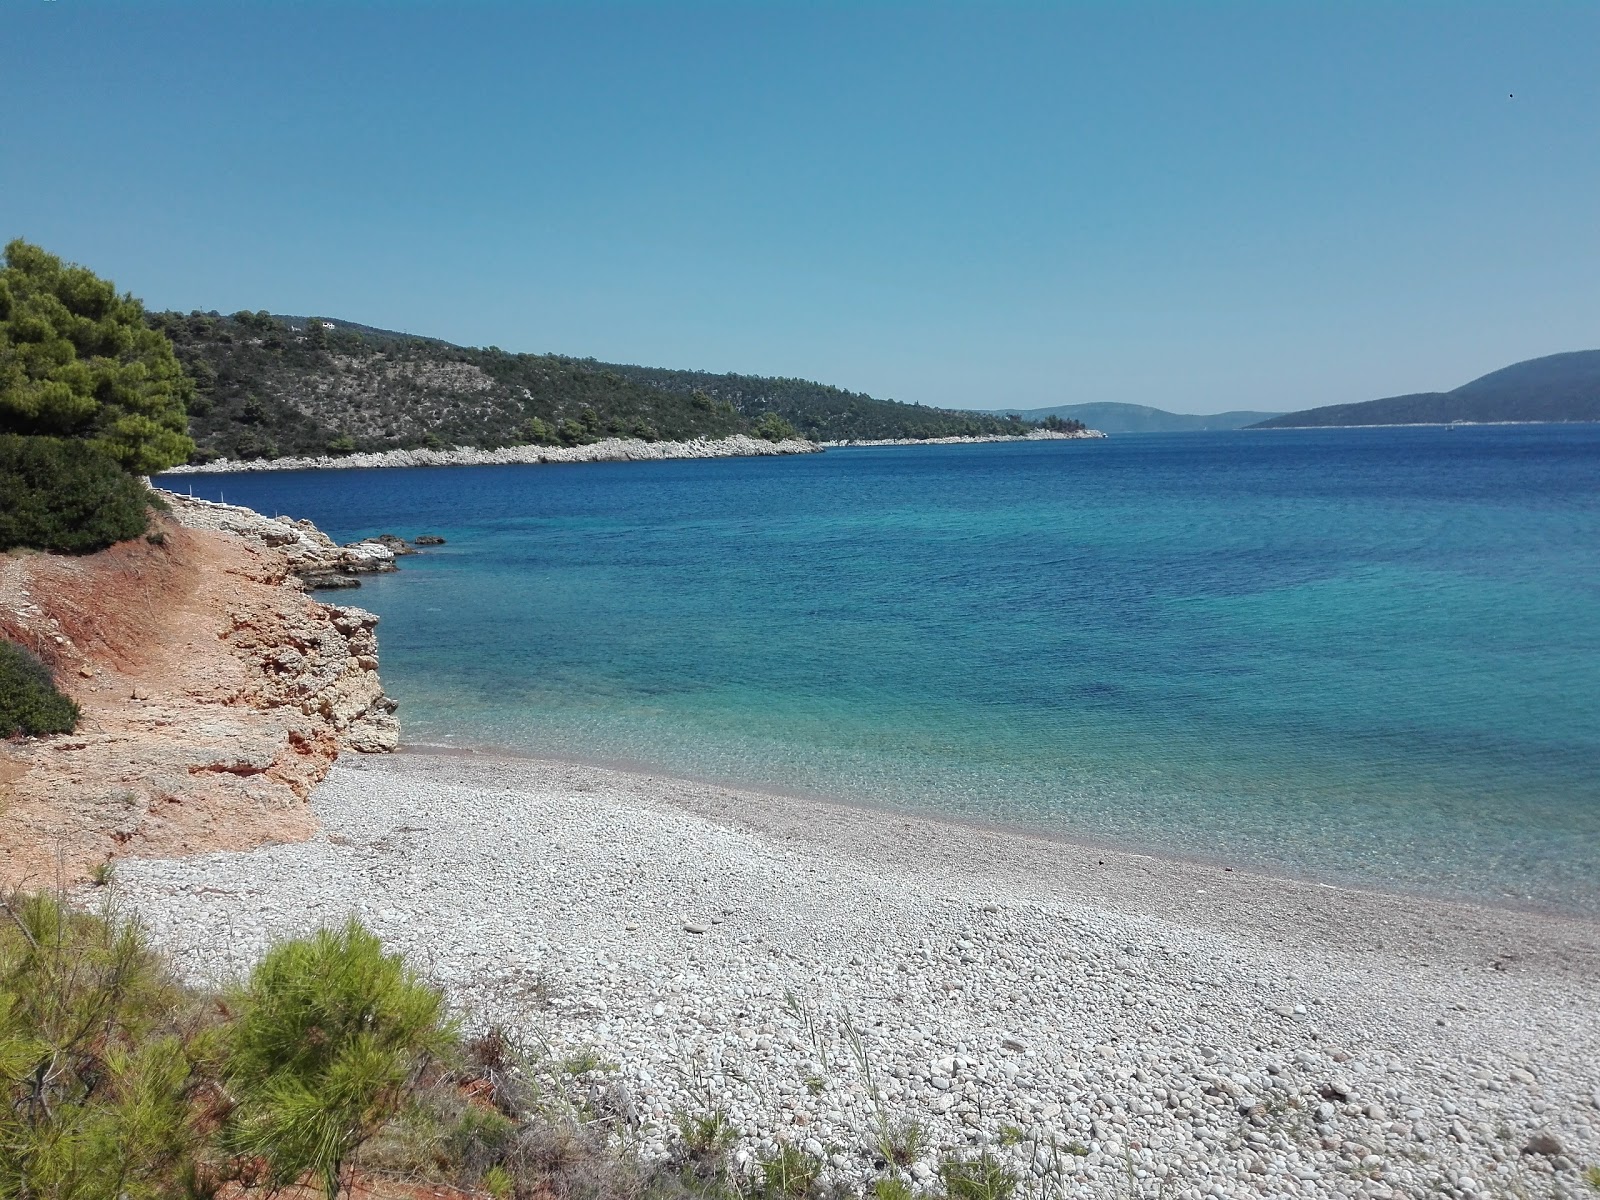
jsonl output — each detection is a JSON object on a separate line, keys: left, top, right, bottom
{"left": 112, "top": 751, "right": 1600, "bottom": 1200}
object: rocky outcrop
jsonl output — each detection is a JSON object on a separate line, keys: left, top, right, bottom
{"left": 163, "top": 494, "right": 399, "bottom": 576}
{"left": 0, "top": 495, "right": 399, "bottom": 888}
{"left": 162, "top": 434, "right": 822, "bottom": 474}
{"left": 220, "top": 599, "right": 398, "bottom": 754}
{"left": 360, "top": 534, "right": 417, "bottom": 557}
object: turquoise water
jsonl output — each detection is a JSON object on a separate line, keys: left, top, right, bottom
{"left": 166, "top": 426, "right": 1600, "bottom": 913}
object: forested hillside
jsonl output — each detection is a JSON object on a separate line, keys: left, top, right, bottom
{"left": 1253, "top": 350, "right": 1600, "bottom": 428}
{"left": 598, "top": 362, "right": 1035, "bottom": 442}
{"left": 152, "top": 311, "right": 1043, "bottom": 462}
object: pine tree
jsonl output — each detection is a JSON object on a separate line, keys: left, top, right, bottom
{"left": 0, "top": 240, "right": 195, "bottom": 473}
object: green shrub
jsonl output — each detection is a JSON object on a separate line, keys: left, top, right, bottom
{"left": 556, "top": 417, "right": 591, "bottom": 446}
{"left": 222, "top": 918, "right": 456, "bottom": 1197}
{"left": 446, "top": 1103, "right": 518, "bottom": 1172}
{"left": 0, "top": 435, "right": 153, "bottom": 554}
{"left": 752, "top": 412, "right": 799, "bottom": 442}
{"left": 0, "top": 639, "right": 80, "bottom": 737}
{"left": 518, "top": 416, "right": 557, "bottom": 445}
{"left": 232, "top": 429, "right": 279, "bottom": 461}
{"left": 483, "top": 1164, "right": 514, "bottom": 1198}
{"left": 0, "top": 892, "right": 214, "bottom": 1200}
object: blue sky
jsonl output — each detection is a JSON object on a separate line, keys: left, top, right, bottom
{"left": 4, "top": 3, "right": 1597, "bottom": 414}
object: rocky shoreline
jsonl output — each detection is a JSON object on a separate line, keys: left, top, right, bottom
{"left": 159, "top": 429, "right": 1108, "bottom": 474}
{"left": 111, "top": 750, "right": 1600, "bottom": 1200}
{"left": 0, "top": 494, "right": 398, "bottom": 888}
{"left": 162, "top": 434, "right": 822, "bottom": 474}
{"left": 164, "top": 493, "right": 448, "bottom": 590}
{"left": 821, "top": 430, "right": 1106, "bottom": 447}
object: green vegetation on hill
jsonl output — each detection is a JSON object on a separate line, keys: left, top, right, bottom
{"left": 154, "top": 311, "right": 758, "bottom": 461}
{"left": 1252, "top": 350, "right": 1600, "bottom": 428}
{"left": 596, "top": 362, "right": 1041, "bottom": 442}
{"left": 152, "top": 312, "right": 1048, "bottom": 462}
{"left": 0, "top": 640, "right": 80, "bottom": 736}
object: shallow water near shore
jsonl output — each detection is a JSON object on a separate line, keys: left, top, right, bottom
{"left": 162, "top": 425, "right": 1600, "bottom": 913}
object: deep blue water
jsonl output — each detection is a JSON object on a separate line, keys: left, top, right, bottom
{"left": 163, "top": 426, "right": 1600, "bottom": 913}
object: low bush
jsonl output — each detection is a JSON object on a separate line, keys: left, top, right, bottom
{"left": 0, "top": 639, "right": 80, "bottom": 736}
{"left": 223, "top": 918, "right": 457, "bottom": 1197}
{"left": 0, "top": 434, "right": 153, "bottom": 554}
{"left": 752, "top": 412, "right": 799, "bottom": 442}
{"left": 0, "top": 891, "right": 216, "bottom": 1200}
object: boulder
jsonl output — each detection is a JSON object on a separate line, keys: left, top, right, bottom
{"left": 303, "top": 575, "right": 361, "bottom": 591}
{"left": 363, "top": 533, "right": 417, "bottom": 556}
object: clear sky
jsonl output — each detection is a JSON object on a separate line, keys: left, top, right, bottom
{"left": 4, "top": 2, "right": 1597, "bottom": 414}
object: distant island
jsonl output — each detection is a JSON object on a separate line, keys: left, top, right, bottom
{"left": 1253, "top": 349, "right": 1600, "bottom": 428}
{"left": 152, "top": 311, "right": 1080, "bottom": 463}
{"left": 992, "top": 402, "right": 1284, "bottom": 434}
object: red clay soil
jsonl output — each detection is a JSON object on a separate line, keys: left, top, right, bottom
{"left": 0, "top": 504, "right": 397, "bottom": 890}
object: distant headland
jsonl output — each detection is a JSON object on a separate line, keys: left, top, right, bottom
{"left": 152, "top": 310, "right": 1088, "bottom": 466}
{"left": 1253, "top": 349, "right": 1600, "bottom": 428}
{"left": 991, "top": 402, "right": 1284, "bottom": 433}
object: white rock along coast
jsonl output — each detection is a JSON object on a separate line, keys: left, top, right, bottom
{"left": 112, "top": 751, "right": 1600, "bottom": 1200}
{"left": 821, "top": 430, "right": 1107, "bottom": 447}
{"left": 162, "top": 434, "right": 822, "bottom": 473}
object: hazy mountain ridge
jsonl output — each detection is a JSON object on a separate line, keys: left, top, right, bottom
{"left": 994, "top": 402, "right": 1283, "bottom": 433}
{"left": 1254, "top": 350, "right": 1600, "bottom": 428}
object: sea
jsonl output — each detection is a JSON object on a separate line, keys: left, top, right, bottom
{"left": 161, "top": 425, "right": 1600, "bottom": 915}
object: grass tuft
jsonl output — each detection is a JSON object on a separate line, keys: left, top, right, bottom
{"left": 874, "top": 1117, "right": 925, "bottom": 1170}
{"left": 936, "top": 1151, "right": 1021, "bottom": 1200}
{"left": 756, "top": 1142, "right": 822, "bottom": 1200}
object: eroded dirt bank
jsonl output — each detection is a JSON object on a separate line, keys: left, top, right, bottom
{"left": 0, "top": 493, "right": 398, "bottom": 888}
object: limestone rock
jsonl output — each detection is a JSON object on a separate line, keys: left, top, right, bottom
{"left": 0, "top": 493, "right": 402, "bottom": 887}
